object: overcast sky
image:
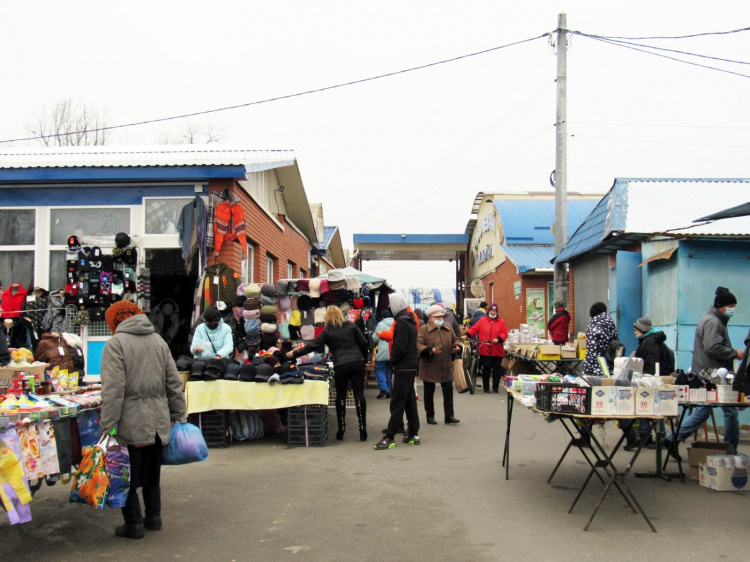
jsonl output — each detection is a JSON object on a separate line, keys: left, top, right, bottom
{"left": 2, "top": 2, "right": 749, "bottom": 288}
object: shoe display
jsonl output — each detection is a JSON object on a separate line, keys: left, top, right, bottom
{"left": 376, "top": 391, "right": 387, "bottom": 399}
{"left": 403, "top": 434, "right": 421, "bottom": 445}
{"left": 374, "top": 437, "right": 396, "bottom": 450}
{"left": 445, "top": 417, "right": 460, "bottom": 425}
{"left": 426, "top": 417, "right": 437, "bottom": 425}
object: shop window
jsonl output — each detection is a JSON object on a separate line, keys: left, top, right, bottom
{"left": 144, "top": 198, "right": 192, "bottom": 235}
{"left": 49, "top": 251, "right": 68, "bottom": 292}
{"left": 266, "top": 256, "right": 275, "bottom": 284}
{"left": 0, "top": 210, "right": 35, "bottom": 245}
{"left": 0, "top": 251, "right": 34, "bottom": 290}
{"left": 50, "top": 208, "right": 131, "bottom": 245}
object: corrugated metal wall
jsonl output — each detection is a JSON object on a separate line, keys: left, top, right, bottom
{"left": 569, "top": 253, "right": 609, "bottom": 336}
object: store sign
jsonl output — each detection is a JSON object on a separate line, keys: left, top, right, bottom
{"left": 525, "top": 288, "right": 546, "bottom": 337}
{"left": 470, "top": 279, "right": 484, "bottom": 297}
{"left": 472, "top": 213, "right": 496, "bottom": 254}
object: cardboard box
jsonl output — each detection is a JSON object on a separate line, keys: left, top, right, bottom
{"left": 590, "top": 387, "right": 616, "bottom": 416}
{"left": 689, "top": 388, "right": 707, "bottom": 402}
{"left": 688, "top": 442, "right": 733, "bottom": 480}
{"left": 654, "top": 387, "right": 679, "bottom": 416}
{"left": 716, "top": 385, "right": 738, "bottom": 403}
{"left": 675, "top": 385, "right": 690, "bottom": 402}
{"left": 576, "top": 338, "right": 587, "bottom": 360}
{"left": 561, "top": 345, "right": 576, "bottom": 359}
{"left": 0, "top": 369, "right": 13, "bottom": 391}
{"left": 699, "top": 463, "right": 750, "bottom": 492}
{"left": 612, "top": 388, "right": 635, "bottom": 416}
{"left": 538, "top": 345, "right": 562, "bottom": 360}
{"left": 179, "top": 371, "right": 190, "bottom": 390}
{"left": 635, "top": 387, "right": 655, "bottom": 416}
{"left": 0, "top": 364, "right": 48, "bottom": 388}
{"left": 705, "top": 390, "right": 718, "bottom": 402}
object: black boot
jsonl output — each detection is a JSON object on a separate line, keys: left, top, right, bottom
{"left": 623, "top": 427, "right": 640, "bottom": 451}
{"left": 143, "top": 486, "right": 162, "bottom": 531}
{"left": 116, "top": 492, "right": 145, "bottom": 539}
{"left": 355, "top": 399, "right": 367, "bottom": 441}
{"left": 335, "top": 398, "right": 346, "bottom": 440}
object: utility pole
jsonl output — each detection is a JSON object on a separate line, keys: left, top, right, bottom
{"left": 553, "top": 13, "right": 568, "bottom": 305}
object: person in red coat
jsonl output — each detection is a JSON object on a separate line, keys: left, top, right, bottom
{"left": 462, "top": 303, "right": 508, "bottom": 393}
{"left": 547, "top": 300, "right": 571, "bottom": 345}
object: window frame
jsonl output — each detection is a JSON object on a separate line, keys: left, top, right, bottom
{"left": 266, "top": 255, "right": 275, "bottom": 284}
{"left": 141, "top": 196, "right": 196, "bottom": 237}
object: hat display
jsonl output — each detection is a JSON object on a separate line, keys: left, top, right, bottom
{"left": 313, "top": 307, "right": 326, "bottom": 324}
{"left": 68, "top": 235, "right": 81, "bottom": 252}
{"left": 319, "top": 279, "right": 329, "bottom": 294}
{"left": 345, "top": 277, "right": 361, "bottom": 291}
{"left": 259, "top": 294, "right": 276, "bottom": 306}
{"left": 261, "top": 322, "right": 278, "bottom": 334}
{"left": 190, "top": 360, "right": 207, "bottom": 381}
{"left": 254, "top": 363, "right": 273, "bottom": 382}
{"left": 239, "top": 363, "right": 256, "bottom": 382}
{"left": 261, "top": 283, "right": 278, "bottom": 297}
{"left": 276, "top": 279, "right": 289, "bottom": 295}
{"left": 123, "top": 248, "right": 138, "bottom": 266}
{"left": 308, "top": 278, "right": 321, "bottom": 297}
{"left": 224, "top": 363, "right": 241, "bottom": 381}
{"left": 279, "top": 321, "right": 290, "bottom": 339}
{"left": 115, "top": 232, "right": 131, "bottom": 249}
{"left": 260, "top": 304, "right": 278, "bottom": 316}
{"left": 297, "top": 295, "right": 313, "bottom": 311}
{"left": 296, "top": 279, "right": 310, "bottom": 293}
{"left": 244, "top": 319, "right": 260, "bottom": 333}
{"left": 323, "top": 291, "right": 337, "bottom": 305}
{"left": 204, "top": 358, "right": 226, "bottom": 380}
{"left": 260, "top": 313, "right": 277, "bottom": 324}
{"left": 353, "top": 298, "right": 364, "bottom": 310}
{"left": 327, "top": 270, "right": 346, "bottom": 290}
{"left": 245, "top": 297, "right": 261, "bottom": 310}
{"left": 245, "top": 283, "right": 261, "bottom": 298}
{"left": 278, "top": 296, "right": 291, "bottom": 311}
{"left": 290, "top": 310, "right": 302, "bottom": 326}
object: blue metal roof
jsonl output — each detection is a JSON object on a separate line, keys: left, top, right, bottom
{"left": 314, "top": 226, "right": 339, "bottom": 250}
{"left": 494, "top": 199, "right": 598, "bottom": 244}
{"left": 554, "top": 193, "right": 613, "bottom": 262}
{"left": 500, "top": 245, "right": 555, "bottom": 273}
{"left": 0, "top": 165, "right": 246, "bottom": 183}
{"left": 353, "top": 234, "right": 469, "bottom": 244}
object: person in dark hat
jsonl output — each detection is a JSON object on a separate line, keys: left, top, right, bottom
{"left": 664, "top": 287, "right": 744, "bottom": 458}
{"left": 469, "top": 301, "right": 488, "bottom": 328}
{"left": 190, "top": 307, "right": 234, "bottom": 359}
{"left": 99, "top": 301, "right": 186, "bottom": 539}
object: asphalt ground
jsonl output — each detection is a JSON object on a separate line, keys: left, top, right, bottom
{"left": 2, "top": 383, "right": 748, "bottom": 561}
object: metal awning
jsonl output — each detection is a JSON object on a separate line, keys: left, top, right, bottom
{"left": 354, "top": 233, "right": 469, "bottom": 261}
{"left": 694, "top": 202, "right": 750, "bottom": 222}
{"left": 637, "top": 247, "right": 677, "bottom": 267}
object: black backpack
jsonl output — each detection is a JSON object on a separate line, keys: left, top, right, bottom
{"left": 658, "top": 342, "right": 676, "bottom": 375}
{"left": 604, "top": 339, "right": 625, "bottom": 364}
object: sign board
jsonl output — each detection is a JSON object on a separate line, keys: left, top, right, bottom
{"left": 470, "top": 279, "right": 484, "bottom": 297}
{"left": 525, "top": 288, "right": 545, "bottom": 336}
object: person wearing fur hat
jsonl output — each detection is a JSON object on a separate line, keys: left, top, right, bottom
{"left": 417, "top": 304, "right": 461, "bottom": 425}
{"left": 463, "top": 303, "right": 508, "bottom": 393}
{"left": 664, "top": 287, "right": 745, "bottom": 458}
{"left": 547, "top": 300, "right": 570, "bottom": 345}
{"left": 99, "top": 301, "right": 186, "bottom": 539}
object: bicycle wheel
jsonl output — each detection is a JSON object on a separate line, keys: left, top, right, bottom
{"left": 468, "top": 355, "right": 478, "bottom": 394}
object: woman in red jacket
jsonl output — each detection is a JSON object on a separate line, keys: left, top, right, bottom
{"left": 547, "top": 300, "right": 570, "bottom": 345}
{"left": 463, "top": 303, "right": 508, "bottom": 393}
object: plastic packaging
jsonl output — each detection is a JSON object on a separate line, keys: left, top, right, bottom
{"left": 162, "top": 422, "right": 208, "bottom": 465}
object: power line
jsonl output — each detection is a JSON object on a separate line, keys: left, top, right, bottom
{"left": 572, "top": 121, "right": 750, "bottom": 130}
{"left": 0, "top": 32, "right": 551, "bottom": 145}
{"left": 578, "top": 35, "right": 750, "bottom": 79}
{"left": 577, "top": 26, "right": 750, "bottom": 41}
{"left": 571, "top": 133, "right": 750, "bottom": 151}
{"left": 574, "top": 32, "right": 750, "bottom": 66}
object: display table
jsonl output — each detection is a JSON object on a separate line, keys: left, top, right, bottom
{"left": 186, "top": 380, "right": 329, "bottom": 414}
{"left": 502, "top": 386, "right": 676, "bottom": 532}
{"left": 505, "top": 351, "right": 582, "bottom": 375}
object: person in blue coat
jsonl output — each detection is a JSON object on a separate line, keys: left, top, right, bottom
{"left": 372, "top": 311, "right": 394, "bottom": 399}
{"left": 190, "top": 307, "right": 234, "bottom": 359}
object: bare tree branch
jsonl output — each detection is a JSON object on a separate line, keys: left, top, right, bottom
{"left": 26, "top": 98, "right": 111, "bottom": 146}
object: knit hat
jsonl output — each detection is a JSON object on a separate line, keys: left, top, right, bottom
{"left": 633, "top": 317, "right": 653, "bottom": 333}
{"left": 290, "top": 310, "right": 302, "bottom": 326}
{"left": 296, "top": 279, "right": 310, "bottom": 293}
{"left": 105, "top": 301, "right": 143, "bottom": 334}
{"left": 260, "top": 304, "right": 278, "bottom": 316}
{"left": 488, "top": 303, "right": 499, "bottom": 313}
{"left": 245, "top": 283, "right": 261, "bottom": 298}
{"left": 261, "top": 283, "right": 278, "bottom": 297}
{"left": 425, "top": 304, "right": 445, "bottom": 318}
{"left": 297, "top": 295, "right": 313, "bottom": 311}
{"left": 589, "top": 302, "right": 607, "bottom": 318}
{"left": 714, "top": 286, "right": 737, "bottom": 308}
{"left": 261, "top": 322, "right": 277, "bottom": 334}
{"left": 308, "top": 278, "right": 322, "bottom": 297}
{"left": 278, "top": 296, "right": 291, "bottom": 311}
{"left": 353, "top": 298, "right": 364, "bottom": 310}
{"left": 67, "top": 235, "right": 81, "bottom": 252}
{"left": 319, "top": 279, "right": 329, "bottom": 294}
{"left": 345, "top": 277, "right": 361, "bottom": 291}
{"left": 323, "top": 291, "right": 337, "bottom": 305}
{"left": 313, "top": 307, "right": 326, "bottom": 324}
{"left": 258, "top": 293, "right": 275, "bottom": 305}
{"left": 123, "top": 248, "right": 137, "bottom": 266}
{"left": 554, "top": 300, "right": 565, "bottom": 309}
{"left": 115, "top": 232, "right": 131, "bottom": 249}
{"left": 276, "top": 279, "right": 289, "bottom": 295}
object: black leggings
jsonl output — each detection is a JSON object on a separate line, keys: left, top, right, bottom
{"left": 480, "top": 355, "right": 504, "bottom": 391}
{"left": 334, "top": 361, "right": 365, "bottom": 402}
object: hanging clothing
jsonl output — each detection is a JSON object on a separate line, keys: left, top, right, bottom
{"left": 21, "top": 289, "right": 50, "bottom": 333}
{"left": 214, "top": 201, "right": 247, "bottom": 255}
{"left": 42, "top": 292, "right": 67, "bottom": 334}
{"left": 200, "top": 263, "right": 240, "bottom": 311}
{"left": 1, "top": 284, "right": 28, "bottom": 318}
{"left": 176, "top": 196, "right": 207, "bottom": 274}
{"left": 206, "top": 190, "right": 240, "bottom": 251}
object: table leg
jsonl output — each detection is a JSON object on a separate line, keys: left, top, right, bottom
{"left": 662, "top": 405, "right": 689, "bottom": 474}
{"left": 549, "top": 418, "right": 606, "bottom": 486}
{"left": 502, "top": 391, "right": 514, "bottom": 480}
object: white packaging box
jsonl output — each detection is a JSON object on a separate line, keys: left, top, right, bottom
{"left": 705, "top": 390, "right": 718, "bottom": 402}
{"left": 654, "top": 387, "right": 679, "bottom": 416}
{"left": 613, "top": 388, "right": 635, "bottom": 416}
{"left": 590, "top": 387, "right": 615, "bottom": 416}
{"left": 716, "top": 385, "right": 738, "bottom": 403}
{"left": 699, "top": 464, "right": 750, "bottom": 492}
{"left": 689, "top": 388, "right": 707, "bottom": 402}
{"left": 675, "top": 385, "right": 690, "bottom": 402}
{"left": 635, "top": 387, "right": 655, "bottom": 416}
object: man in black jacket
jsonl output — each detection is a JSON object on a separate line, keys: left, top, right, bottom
{"left": 375, "top": 294, "right": 420, "bottom": 449}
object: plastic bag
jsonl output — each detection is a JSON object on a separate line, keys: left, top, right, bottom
{"left": 162, "top": 423, "right": 208, "bottom": 465}
{"left": 70, "top": 437, "right": 109, "bottom": 509}
{"left": 104, "top": 436, "right": 130, "bottom": 508}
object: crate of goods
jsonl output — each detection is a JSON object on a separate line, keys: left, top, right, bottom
{"left": 535, "top": 382, "right": 592, "bottom": 415}
{"left": 287, "top": 405, "right": 328, "bottom": 447}
{"left": 187, "top": 410, "right": 231, "bottom": 448}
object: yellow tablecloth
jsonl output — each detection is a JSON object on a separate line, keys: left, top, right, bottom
{"left": 186, "top": 380, "right": 329, "bottom": 414}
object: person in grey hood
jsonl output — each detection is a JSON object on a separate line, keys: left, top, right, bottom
{"left": 664, "top": 287, "right": 745, "bottom": 458}
{"left": 100, "top": 302, "right": 186, "bottom": 539}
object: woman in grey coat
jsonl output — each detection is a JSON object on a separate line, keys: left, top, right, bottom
{"left": 100, "top": 301, "right": 186, "bottom": 539}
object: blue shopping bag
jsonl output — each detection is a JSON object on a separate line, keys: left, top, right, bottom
{"left": 162, "top": 422, "right": 208, "bottom": 465}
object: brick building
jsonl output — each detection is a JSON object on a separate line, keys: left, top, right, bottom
{"left": 465, "top": 192, "right": 599, "bottom": 339}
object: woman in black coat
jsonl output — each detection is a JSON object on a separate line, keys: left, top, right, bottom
{"left": 288, "top": 306, "right": 369, "bottom": 442}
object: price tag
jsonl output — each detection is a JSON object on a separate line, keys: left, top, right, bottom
{"left": 213, "top": 276, "right": 219, "bottom": 285}
{"left": 58, "top": 346, "right": 66, "bottom": 356}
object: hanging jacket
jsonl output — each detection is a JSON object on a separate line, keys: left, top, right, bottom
{"left": 465, "top": 315, "right": 509, "bottom": 358}
{"left": 201, "top": 263, "right": 240, "bottom": 311}
{"left": 21, "top": 291, "right": 49, "bottom": 334}
{"left": 206, "top": 189, "right": 240, "bottom": 250}
{"left": 176, "top": 196, "right": 207, "bottom": 273}
{"left": 547, "top": 307, "right": 571, "bottom": 344}
{"left": 42, "top": 292, "right": 66, "bottom": 334}
{"left": 214, "top": 201, "right": 247, "bottom": 255}
{"left": 1, "top": 284, "right": 28, "bottom": 318}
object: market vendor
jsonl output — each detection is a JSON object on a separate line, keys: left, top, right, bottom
{"left": 190, "top": 307, "right": 234, "bottom": 359}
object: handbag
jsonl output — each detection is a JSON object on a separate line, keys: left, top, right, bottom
{"left": 453, "top": 358, "right": 468, "bottom": 394}
{"left": 104, "top": 434, "right": 130, "bottom": 508}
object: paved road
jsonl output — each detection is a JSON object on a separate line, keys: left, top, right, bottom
{"left": 2, "top": 385, "right": 747, "bottom": 561}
